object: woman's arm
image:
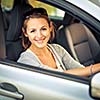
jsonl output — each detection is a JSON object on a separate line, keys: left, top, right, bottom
{"left": 52, "top": 44, "right": 100, "bottom": 76}
{"left": 64, "top": 63, "right": 100, "bottom": 77}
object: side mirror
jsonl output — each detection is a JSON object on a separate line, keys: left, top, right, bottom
{"left": 90, "top": 72, "right": 100, "bottom": 99}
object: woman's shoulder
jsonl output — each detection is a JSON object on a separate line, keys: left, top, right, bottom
{"left": 49, "top": 43, "right": 64, "bottom": 49}
{"left": 48, "top": 43, "right": 67, "bottom": 57}
{"left": 19, "top": 49, "right": 33, "bottom": 57}
{"left": 17, "top": 49, "right": 35, "bottom": 62}
{"left": 48, "top": 43, "right": 66, "bottom": 52}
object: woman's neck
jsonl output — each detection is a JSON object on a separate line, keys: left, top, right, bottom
{"left": 29, "top": 45, "right": 49, "bottom": 57}
{"left": 29, "top": 44, "right": 57, "bottom": 69}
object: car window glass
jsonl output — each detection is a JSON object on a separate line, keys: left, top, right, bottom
{"left": 28, "top": 0, "right": 65, "bottom": 20}
{"left": 1, "top": 0, "right": 14, "bottom": 11}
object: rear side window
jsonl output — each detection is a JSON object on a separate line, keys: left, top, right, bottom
{"left": 1, "top": 0, "right": 14, "bottom": 11}
{"left": 28, "top": 0, "right": 65, "bottom": 20}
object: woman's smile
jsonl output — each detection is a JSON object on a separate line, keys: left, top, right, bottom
{"left": 34, "top": 37, "right": 46, "bottom": 44}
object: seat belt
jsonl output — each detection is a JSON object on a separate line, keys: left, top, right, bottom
{"left": 0, "top": 5, "right": 6, "bottom": 59}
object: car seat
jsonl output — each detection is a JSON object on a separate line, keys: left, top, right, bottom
{"left": 3, "top": 0, "right": 33, "bottom": 61}
{"left": 56, "top": 23, "right": 100, "bottom": 66}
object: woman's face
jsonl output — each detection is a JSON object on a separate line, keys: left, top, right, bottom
{"left": 25, "top": 18, "right": 51, "bottom": 48}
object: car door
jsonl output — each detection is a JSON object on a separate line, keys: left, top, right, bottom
{"left": 0, "top": 60, "right": 93, "bottom": 100}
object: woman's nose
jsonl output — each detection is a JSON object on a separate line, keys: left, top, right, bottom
{"left": 36, "top": 30, "right": 42, "bottom": 38}
{"left": 36, "top": 30, "right": 41, "bottom": 37}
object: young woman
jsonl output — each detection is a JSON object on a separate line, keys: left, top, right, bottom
{"left": 17, "top": 8, "right": 100, "bottom": 77}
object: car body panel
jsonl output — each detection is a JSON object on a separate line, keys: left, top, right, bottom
{"left": 65, "top": 0, "right": 100, "bottom": 20}
{"left": 0, "top": 62, "right": 93, "bottom": 100}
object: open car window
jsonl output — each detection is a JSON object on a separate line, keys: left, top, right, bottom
{"left": 1, "top": 0, "right": 14, "bottom": 11}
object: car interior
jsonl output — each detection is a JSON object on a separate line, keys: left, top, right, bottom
{"left": 56, "top": 18, "right": 100, "bottom": 66}
{"left": 2, "top": 0, "right": 33, "bottom": 61}
{"left": 0, "top": 0, "right": 100, "bottom": 67}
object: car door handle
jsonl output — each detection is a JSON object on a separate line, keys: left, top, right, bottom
{"left": 0, "top": 82, "right": 23, "bottom": 99}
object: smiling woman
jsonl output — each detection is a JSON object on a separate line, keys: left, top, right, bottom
{"left": 17, "top": 7, "right": 100, "bottom": 77}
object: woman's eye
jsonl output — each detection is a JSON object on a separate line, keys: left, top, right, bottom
{"left": 30, "top": 29, "right": 35, "bottom": 33}
{"left": 42, "top": 28, "right": 47, "bottom": 31}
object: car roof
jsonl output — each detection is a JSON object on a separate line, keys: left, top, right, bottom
{"left": 65, "top": 0, "right": 100, "bottom": 21}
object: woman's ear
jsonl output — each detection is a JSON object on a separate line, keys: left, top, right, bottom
{"left": 50, "top": 21, "right": 53, "bottom": 32}
{"left": 49, "top": 21, "right": 55, "bottom": 42}
{"left": 22, "top": 27, "right": 28, "bottom": 37}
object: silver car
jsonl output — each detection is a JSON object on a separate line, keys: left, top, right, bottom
{"left": 0, "top": 0, "right": 100, "bottom": 100}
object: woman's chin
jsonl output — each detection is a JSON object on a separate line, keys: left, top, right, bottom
{"left": 36, "top": 42, "right": 47, "bottom": 48}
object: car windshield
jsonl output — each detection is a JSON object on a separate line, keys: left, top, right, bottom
{"left": 89, "top": 0, "right": 100, "bottom": 7}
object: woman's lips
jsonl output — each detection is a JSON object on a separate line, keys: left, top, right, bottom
{"left": 35, "top": 37, "right": 45, "bottom": 43}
